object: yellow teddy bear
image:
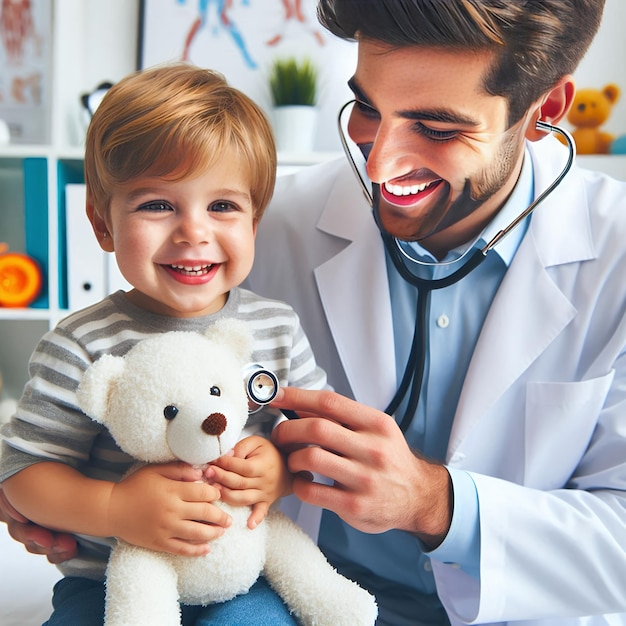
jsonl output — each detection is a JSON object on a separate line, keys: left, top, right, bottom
{"left": 564, "top": 84, "right": 620, "bottom": 154}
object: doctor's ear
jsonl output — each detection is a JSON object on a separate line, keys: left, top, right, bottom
{"left": 525, "top": 75, "right": 575, "bottom": 142}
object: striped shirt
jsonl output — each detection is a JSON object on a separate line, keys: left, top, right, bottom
{"left": 0, "top": 287, "right": 326, "bottom": 580}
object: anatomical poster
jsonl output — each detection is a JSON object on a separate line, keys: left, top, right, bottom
{"left": 0, "top": 0, "right": 52, "bottom": 144}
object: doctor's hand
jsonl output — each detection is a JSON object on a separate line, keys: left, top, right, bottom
{"left": 0, "top": 485, "right": 78, "bottom": 564}
{"left": 271, "top": 387, "right": 453, "bottom": 549}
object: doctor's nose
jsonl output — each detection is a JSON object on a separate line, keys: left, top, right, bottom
{"left": 344, "top": 99, "right": 418, "bottom": 185}
{"left": 364, "top": 123, "right": 417, "bottom": 186}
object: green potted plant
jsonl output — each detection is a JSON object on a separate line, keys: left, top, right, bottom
{"left": 269, "top": 57, "right": 318, "bottom": 107}
{"left": 268, "top": 57, "right": 319, "bottom": 152}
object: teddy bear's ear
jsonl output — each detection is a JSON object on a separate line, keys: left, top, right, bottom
{"left": 603, "top": 84, "right": 620, "bottom": 105}
{"left": 204, "top": 318, "right": 253, "bottom": 363}
{"left": 76, "top": 354, "right": 126, "bottom": 424}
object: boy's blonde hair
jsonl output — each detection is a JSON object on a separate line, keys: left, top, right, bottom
{"left": 84, "top": 63, "right": 276, "bottom": 222}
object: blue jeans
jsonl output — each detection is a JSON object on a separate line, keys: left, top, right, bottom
{"left": 43, "top": 576, "right": 298, "bottom": 625}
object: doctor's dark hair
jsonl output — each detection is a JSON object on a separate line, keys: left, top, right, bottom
{"left": 84, "top": 63, "right": 276, "bottom": 222}
{"left": 317, "top": 0, "right": 605, "bottom": 125}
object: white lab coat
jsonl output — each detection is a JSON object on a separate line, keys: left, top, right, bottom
{"left": 246, "top": 135, "right": 626, "bottom": 626}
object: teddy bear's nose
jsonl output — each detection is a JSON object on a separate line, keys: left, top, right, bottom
{"left": 202, "top": 412, "right": 227, "bottom": 436}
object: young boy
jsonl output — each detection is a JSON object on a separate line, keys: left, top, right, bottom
{"left": 0, "top": 63, "right": 325, "bottom": 625}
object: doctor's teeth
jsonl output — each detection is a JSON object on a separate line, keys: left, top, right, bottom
{"left": 385, "top": 182, "right": 428, "bottom": 196}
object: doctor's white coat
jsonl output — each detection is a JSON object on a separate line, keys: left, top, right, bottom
{"left": 246, "top": 136, "right": 626, "bottom": 626}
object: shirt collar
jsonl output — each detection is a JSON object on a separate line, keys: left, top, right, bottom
{"left": 398, "top": 147, "right": 534, "bottom": 269}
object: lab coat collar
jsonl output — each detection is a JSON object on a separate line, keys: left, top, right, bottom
{"left": 313, "top": 160, "right": 397, "bottom": 409}
{"left": 527, "top": 136, "right": 595, "bottom": 266}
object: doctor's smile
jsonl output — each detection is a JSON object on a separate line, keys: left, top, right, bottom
{"left": 380, "top": 176, "right": 443, "bottom": 206}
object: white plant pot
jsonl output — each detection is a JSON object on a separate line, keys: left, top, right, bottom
{"left": 272, "top": 105, "right": 317, "bottom": 153}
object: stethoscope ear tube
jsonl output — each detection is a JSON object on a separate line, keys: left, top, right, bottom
{"left": 482, "top": 120, "right": 575, "bottom": 254}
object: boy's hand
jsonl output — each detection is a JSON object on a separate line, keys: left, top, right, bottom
{"left": 108, "top": 462, "right": 232, "bottom": 556}
{"left": 207, "top": 436, "right": 293, "bottom": 529}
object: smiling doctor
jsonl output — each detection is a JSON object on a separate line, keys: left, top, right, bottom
{"left": 248, "top": 1, "right": 626, "bottom": 625}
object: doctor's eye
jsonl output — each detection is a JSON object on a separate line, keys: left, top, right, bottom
{"left": 414, "top": 123, "right": 458, "bottom": 142}
{"left": 164, "top": 405, "right": 179, "bottom": 420}
{"left": 210, "top": 386, "right": 221, "bottom": 397}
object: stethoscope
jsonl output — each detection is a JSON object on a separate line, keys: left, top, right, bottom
{"left": 337, "top": 100, "right": 576, "bottom": 432}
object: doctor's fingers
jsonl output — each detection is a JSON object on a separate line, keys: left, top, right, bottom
{"left": 289, "top": 452, "right": 402, "bottom": 534}
{"left": 272, "top": 386, "right": 398, "bottom": 437}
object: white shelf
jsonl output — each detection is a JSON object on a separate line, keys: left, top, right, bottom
{"left": 0, "top": 308, "right": 52, "bottom": 321}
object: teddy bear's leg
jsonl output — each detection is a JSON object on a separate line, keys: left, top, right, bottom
{"left": 103, "top": 543, "right": 182, "bottom": 626}
{"left": 263, "top": 511, "right": 378, "bottom": 626}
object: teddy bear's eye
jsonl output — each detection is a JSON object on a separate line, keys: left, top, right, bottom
{"left": 210, "top": 386, "right": 221, "bottom": 397}
{"left": 163, "top": 405, "right": 179, "bottom": 420}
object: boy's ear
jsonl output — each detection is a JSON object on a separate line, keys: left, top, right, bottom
{"left": 525, "top": 75, "right": 575, "bottom": 142}
{"left": 86, "top": 198, "right": 114, "bottom": 252}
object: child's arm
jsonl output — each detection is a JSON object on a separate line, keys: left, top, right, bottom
{"left": 207, "top": 435, "right": 293, "bottom": 529}
{"left": 2, "top": 460, "right": 232, "bottom": 556}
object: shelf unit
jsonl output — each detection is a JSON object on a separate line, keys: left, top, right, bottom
{"left": 0, "top": 146, "right": 77, "bottom": 397}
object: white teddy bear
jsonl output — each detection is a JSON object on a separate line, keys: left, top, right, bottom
{"left": 76, "top": 318, "right": 377, "bottom": 626}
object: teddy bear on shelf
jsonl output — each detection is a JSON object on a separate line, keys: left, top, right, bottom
{"left": 563, "top": 83, "right": 620, "bottom": 154}
{"left": 76, "top": 318, "right": 377, "bottom": 626}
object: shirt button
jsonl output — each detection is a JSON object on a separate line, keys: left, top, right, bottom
{"left": 423, "top": 559, "right": 433, "bottom": 572}
{"left": 436, "top": 314, "right": 450, "bottom": 328}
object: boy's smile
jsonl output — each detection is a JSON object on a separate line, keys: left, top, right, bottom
{"left": 163, "top": 262, "right": 221, "bottom": 283}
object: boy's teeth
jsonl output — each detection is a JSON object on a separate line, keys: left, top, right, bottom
{"left": 171, "top": 264, "right": 212, "bottom": 275}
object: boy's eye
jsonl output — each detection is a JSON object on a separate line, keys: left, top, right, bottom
{"left": 210, "top": 201, "right": 237, "bottom": 213}
{"left": 138, "top": 201, "right": 174, "bottom": 212}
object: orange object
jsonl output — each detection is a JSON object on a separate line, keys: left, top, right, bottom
{"left": 0, "top": 243, "right": 43, "bottom": 308}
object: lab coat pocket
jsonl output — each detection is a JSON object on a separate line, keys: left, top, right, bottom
{"left": 524, "top": 371, "right": 614, "bottom": 489}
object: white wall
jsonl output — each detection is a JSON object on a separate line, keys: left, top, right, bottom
{"left": 52, "top": 0, "right": 140, "bottom": 148}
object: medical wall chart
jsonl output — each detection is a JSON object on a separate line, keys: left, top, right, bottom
{"left": 0, "top": 0, "right": 52, "bottom": 144}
